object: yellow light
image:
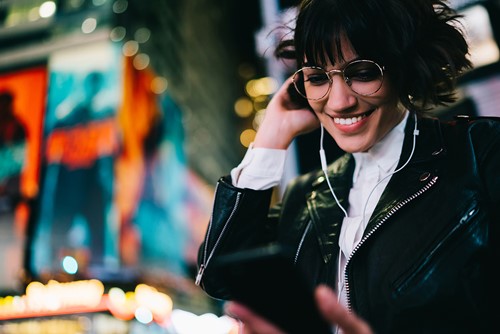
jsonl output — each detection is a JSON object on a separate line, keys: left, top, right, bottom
{"left": 107, "top": 288, "right": 136, "bottom": 321}
{"left": 234, "top": 97, "right": 254, "bottom": 118}
{"left": 245, "top": 80, "right": 259, "bottom": 98}
{"left": 28, "top": 7, "right": 40, "bottom": 21}
{"left": 253, "top": 95, "right": 269, "bottom": 112}
{"left": 122, "top": 40, "right": 139, "bottom": 57}
{"left": 245, "top": 77, "right": 279, "bottom": 98}
{"left": 133, "top": 53, "right": 150, "bottom": 70}
{"left": 134, "top": 284, "right": 173, "bottom": 323}
{"left": 25, "top": 281, "right": 45, "bottom": 312}
{"left": 240, "top": 129, "right": 256, "bottom": 148}
{"left": 151, "top": 76, "right": 168, "bottom": 94}
{"left": 23, "top": 279, "right": 105, "bottom": 313}
{"left": 257, "top": 77, "right": 279, "bottom": 95}
{"left": 108, "top": 287, "right": 126, "bottom": 304}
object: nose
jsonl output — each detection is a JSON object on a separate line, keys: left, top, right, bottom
{"left": 324, "top": 74, "right": 357, "bottom": 112}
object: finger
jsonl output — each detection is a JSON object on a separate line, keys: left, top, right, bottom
{"left": 224, "top": 301, "right": 286, "bottom": 334}
{"left": 315, "top": 285, "right": 373, "bottom": 334}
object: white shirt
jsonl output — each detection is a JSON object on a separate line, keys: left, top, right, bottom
{"left": 231, "top": 112, "right": 409, "bottom": 309}
{"left": 230, "top": 145, "right": 287, "bottom": 189}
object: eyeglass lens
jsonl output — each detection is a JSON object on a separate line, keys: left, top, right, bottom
{"left": 292, "top": 60, "right": 384, "bottom": 100}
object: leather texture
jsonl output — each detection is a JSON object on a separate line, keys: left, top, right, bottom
{"left": 198, "top": 114, "right": 500, "bottom": 333}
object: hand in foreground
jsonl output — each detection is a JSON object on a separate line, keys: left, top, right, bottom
{"left": 224, "top": 284, "right": 373, "bottom": 334}
{"left": 315, "top": 285, "right": 373, "bottom": 334}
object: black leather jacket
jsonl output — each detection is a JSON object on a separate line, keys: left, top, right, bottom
{"left": 197, "top": 115, "right": 500, "bottom": 333}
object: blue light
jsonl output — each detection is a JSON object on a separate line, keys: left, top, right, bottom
{"left": 62, "top": 256, "right": 78, "bottom": 274}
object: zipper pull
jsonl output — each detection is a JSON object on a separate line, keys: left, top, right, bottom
{"left": 195, "top": 264, "right": 205, "bottom": 286}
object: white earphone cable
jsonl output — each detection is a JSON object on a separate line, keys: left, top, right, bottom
{"left": 320, "top": 124, "right": 349, "bottom": 217}
{"left": 360, "top": 112, "right": 419, "bottom": 225}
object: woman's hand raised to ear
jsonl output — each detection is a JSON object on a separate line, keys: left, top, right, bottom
{"left": 224, "top": 285, "right": 373, "bottom": 334}
{"left": 253, "top": 76, "right": 320, "bottom": 150}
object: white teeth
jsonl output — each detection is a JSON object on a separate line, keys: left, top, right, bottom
{"left": 333, "top": 114, "right": 365, "bottom": 125}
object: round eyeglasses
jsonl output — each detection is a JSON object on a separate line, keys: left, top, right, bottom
{"left": 292, "top": 59, "right": 385, "bottom": 100}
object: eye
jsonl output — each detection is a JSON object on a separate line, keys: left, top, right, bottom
{"left": 345, "top": 62, "right": 382, "bottom": 82}
{"left": 303, "top": 70, "right": 329, "bottom": 86}
{"left": 349, "top": 69, "right": 380, "bottom": 82}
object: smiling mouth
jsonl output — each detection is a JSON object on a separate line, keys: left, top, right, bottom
{"left": 333, "top": 109, "right": 375, "bottom": 125}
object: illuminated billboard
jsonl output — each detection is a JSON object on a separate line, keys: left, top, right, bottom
{"left": 0, "top": 66, "right": 47, "bottom": 294}
{"left": 28, "top": 41, "right": 193, "bottom": 284}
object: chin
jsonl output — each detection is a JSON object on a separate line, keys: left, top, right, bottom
{"left": 338, "top": 144, "right": 365, "bottom": 153}
{"left": 336, "top": 136, "right": 373, "bottom": 153}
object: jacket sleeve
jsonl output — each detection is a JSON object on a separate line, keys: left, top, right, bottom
{"left": 468, "top": 117, "right": 500, "bottom": 269}
{"left": 472, "top": 118, "right": 500, "bottom": 205}
{"left": 196, "top": 175, "right": 279, "bottom": 299}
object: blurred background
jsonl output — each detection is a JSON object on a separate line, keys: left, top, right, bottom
{"left": 0, "top": 0, "right": 498, "bottom": 333}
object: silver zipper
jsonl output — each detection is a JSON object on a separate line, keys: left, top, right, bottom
{"left": 344, "top": 176, "right": 439, "bottom": 310}
{"left": 195, "top": 186, "right": 242, "bottom": 286}
{"left": 294, "top": 220, "right": 312, "bottom": 264}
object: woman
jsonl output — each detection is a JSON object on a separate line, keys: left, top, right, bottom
{"left": 196, "top": 0, "right": 500, "bottom": 332}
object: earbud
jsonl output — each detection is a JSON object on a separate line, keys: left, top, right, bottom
{"left": 319, "top": 148, "right": 328, "bottom": 172}
{"left": 413, "top": 114, "right": 419, "bottom": 137}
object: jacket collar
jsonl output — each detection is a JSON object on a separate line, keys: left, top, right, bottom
{"left": 366, "top": 114, "right": 445, "bottom": 230}
{"left": 306, "top": 113, "right": 446, "bottom": 263}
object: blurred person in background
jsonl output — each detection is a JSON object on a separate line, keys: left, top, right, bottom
{"left": 196, "top": 0, "right": 500, "bottom": 333}
{"left": 0, "top": 90, "right": 27, "bottom": 214}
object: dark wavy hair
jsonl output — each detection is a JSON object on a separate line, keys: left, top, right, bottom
{"left": 275, "top": 0, "right": 473, "bottom": 112}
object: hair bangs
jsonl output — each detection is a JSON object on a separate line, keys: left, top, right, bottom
{"left": 295, "top": 0, "right": 379, "bottom": 68}
{"left": 302, "top": 19, "right": 345, "bottom": 68}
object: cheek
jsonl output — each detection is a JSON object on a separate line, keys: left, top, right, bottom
{"left": 377, "top": 77, "right": 399, "bottom": 105}
{"left": 308, "top": 100, "right": 325, "bottom": 114}
{"left": 370, "top": 83, "right": 401, "bottom": 126}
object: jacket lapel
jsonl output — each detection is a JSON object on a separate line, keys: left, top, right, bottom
{"left": 366, "top": 115, "right": 445, "bottom": 232}
{"left": 306, "top": 154, "right": 355, "bottom": 263}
